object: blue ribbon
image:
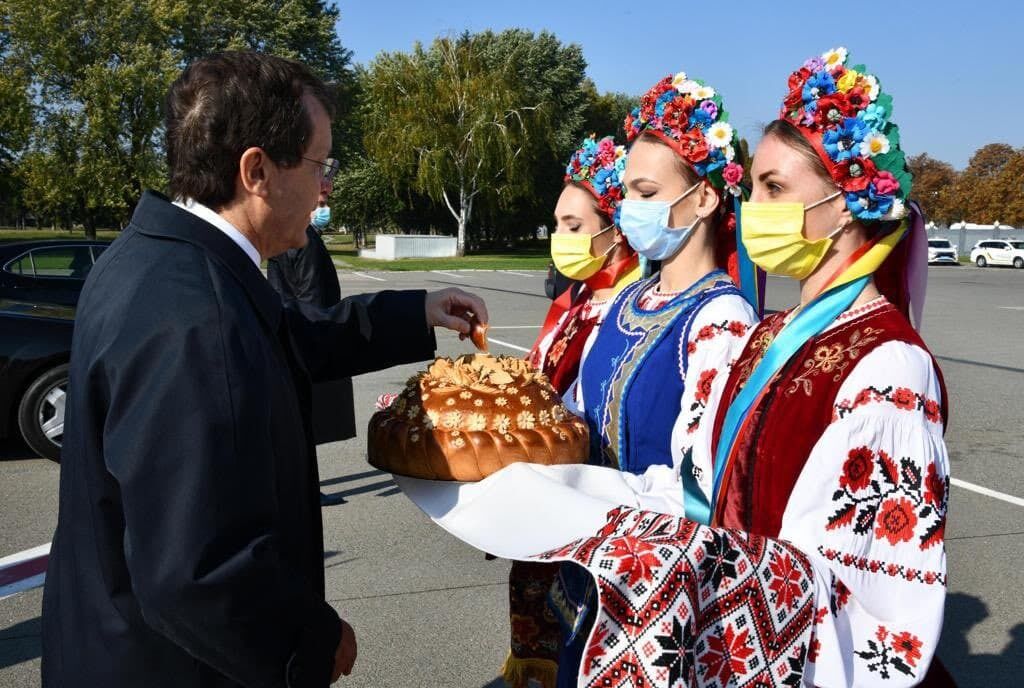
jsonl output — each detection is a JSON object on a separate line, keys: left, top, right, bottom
{"left": 733, "top": 196, "right": 763, "bottom": 317}
{"left": 683, "top": 275, "right": 869, "bottom": 525}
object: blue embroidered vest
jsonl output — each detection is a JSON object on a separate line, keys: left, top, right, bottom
{"left": 580, "top": 270, "right": 741, "bottom": 474}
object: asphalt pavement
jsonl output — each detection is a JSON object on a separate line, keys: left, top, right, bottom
{"left": 1, "top": 265, "right": 1022, "bottom": 686}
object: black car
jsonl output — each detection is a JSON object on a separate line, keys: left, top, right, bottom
{"left": 0, "top": 239, "right": 110, "bottom": 461}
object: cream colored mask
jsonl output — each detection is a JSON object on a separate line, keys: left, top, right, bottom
{"left": 740, "top": 191, "right": 846, "bottom": 280}
{"left": 550, "top": 225, "right": 615, "bottom": 280}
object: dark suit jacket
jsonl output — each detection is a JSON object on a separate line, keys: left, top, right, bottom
{"left": 41, "top": 191, "right": 435, "bottom": 688}
{"left": 267, "top": 226, "right": 355, "bottom": 444}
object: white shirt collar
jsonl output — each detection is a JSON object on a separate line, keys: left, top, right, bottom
{"left": 173, "top": 198, "right": 262, "bottom": 269}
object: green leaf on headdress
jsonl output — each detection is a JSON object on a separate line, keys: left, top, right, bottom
{"left": 708, "top": 167, "right": 725, "bottom": 188}
{"left": 885, "top": 124, "right": 901, "bottom": 147}
{"left": 875, "top": 93, "right": 893, "bottom": 116}
{"left": 851, "top": 64, "right": 867, "bottom": 74}
{"left": 872, "top": 150, "right": 903, "bottom": 172}
{"left": 719, "top": 110, "right": 730, "bottom": 123}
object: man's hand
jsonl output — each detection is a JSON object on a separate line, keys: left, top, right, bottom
{"left": 330, "top": 619, "right": 357, "bottom": 682}
{"left": 424, "top": 288, "right": 489, "bottom": 336}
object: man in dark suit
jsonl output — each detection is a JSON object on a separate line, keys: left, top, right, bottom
{"left": 41, "top": 51, "right": 487, "bottom": 688}
{"left": 268, "top": 194, "right": 357, "bottom": 506}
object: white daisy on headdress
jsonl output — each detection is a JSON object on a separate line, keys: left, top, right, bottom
{"left": 723, "top": 144, "right": 736, "bottom": 161}
{"left": 705, "top": 122, "right": 734, "bottom": 149}
{"left": 859, "top": 131, "right": 890, "bottom": 158}
{"left": 676, "top": 79, "right": 700, "bottom": 95}
{"left": 671, "top": 71, "right": 688, "bottom": 88}
{"left": 863, "top": 74, "right": 880, "bottom": 101}
{"left": 695, "top": 85, "right": 716, "bottom": 100}
{"left": 822, "top": 47, "right": 848, "bottom": 70}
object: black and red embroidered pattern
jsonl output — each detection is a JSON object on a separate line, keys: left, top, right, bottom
{"left": 826, "top": 445, "right": 947, "bottom": 552}
{"left": 817, "top": 547, "right": 946, "bottom": 586}
{"left": 685, "top": 319, "right": 749, "bottom": 356}
{"left": 832, "top": 385, "right": 943, "bottom": 424}
{"left": 685, "top": 367, "right": 719, "bottom": 434}
{"left": 855, "top": 625, "right": 924, "bottom": 680}
{"left": 533, "top": 508, "right": 816, "bottom": 688}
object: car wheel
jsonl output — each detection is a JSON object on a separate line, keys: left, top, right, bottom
{"left": 17, "top": 363, "right": 69, "bottom": 463}
{"left": 1014, "top": 257, "right": 1024, "bottom": 269}
{"left": 976, "top": 256, "right": 987, "bottom": 267}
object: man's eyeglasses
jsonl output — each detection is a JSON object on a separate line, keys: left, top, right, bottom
{"left": 301, "top": 156, "right": 340, "bottom": 181}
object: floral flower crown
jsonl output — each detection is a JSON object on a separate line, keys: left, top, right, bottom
{"left": 781, "top": 47, "right": 913, "bottom": 222}
{"left": 624, "top": 72, "right": 744, "bottom": 197}
{"left": 564, "top": 134, "right": 628, "bottom": 224}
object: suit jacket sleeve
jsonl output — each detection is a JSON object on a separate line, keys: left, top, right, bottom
{"left": 103, "top": 273, "right": 341, "bottom": 688}
{"left": 285, "top": 289, "right": 436, "bottom": 382}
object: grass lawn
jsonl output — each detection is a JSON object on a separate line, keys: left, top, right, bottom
{"left": 1, "top": 229, "right": 550, "bottom": 271}
{"left": 0, "top": 228, "right": 121, "bottom": 243}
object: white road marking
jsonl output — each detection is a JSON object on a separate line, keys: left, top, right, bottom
{"left": 431, "top": 270, "right": 463, "bottom": 279}
{"left": 488, "top": 337, "right": 530, "bottom": 353}
{"left": 349, "top": 271, "right": 386, "bottom": 282}
{"left": 0, "top": 542, "right": 50, "bottom": 569}
{"left": 502, "top": 271, "right": 534, "bottom": 277}
{"left": 997, "top": 306, "right": 1024, "bottom": 311}
{"left": 952, "top": 478, "right": 1024, "bottom": 508}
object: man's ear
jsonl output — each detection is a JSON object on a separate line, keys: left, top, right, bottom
{"left": 238, "top": 147, "right": 272, "bottom": 198}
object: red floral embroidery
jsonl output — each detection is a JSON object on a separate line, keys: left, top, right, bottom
{"left": 699, "top": 624, "right": 754, "bottom": 685}
{"left": 808, "top": 638, "right": 822, "bottom": 663}
{"left": 832, "top": 580, "right": 851, "bottom": 613}
{"left": 856, "top": 625, "right": 920, "bottom": 679}
{"left": 694, "top": 368, "right": 718, "bottom": 405}
{"left": 875, "top": 497, "right": 919, "bottom": 545}
{"left": 891, "top": 631, "right": 924, "bottom": 667}
{"left": 841, "top": 446, "right": 874, "bottom": 492}
{"left": 890, "top": 387, "right": 917, "bottom": 410}
{"left": 827, "top": 446, "right": 947, "bottom": 552}
{"left": 607, "top": 536, "right": 662, "bottom": 587}
{"left": 817, "top": 547, "right": 946, "bottom": 586}
{"left": 833, "top": 385, "right": 943, "bottom": 425}
{"left": 924, "top": 462, "right": 945, "bottom": 507}
{"left": 768, "top": 551, "right": 805, "bottom": 611}
{"left": 728, "top": 320, "right": 748, "bottom": 337}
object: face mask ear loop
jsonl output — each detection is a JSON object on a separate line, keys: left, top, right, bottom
{"left": 804, "top": 189, "right": 843, "bottom": 213}
{"left": 668, "top": 180, "right": 704, "bottom": 208}
{"left": 825, "top": 221, "right": 850, "bottom": 241}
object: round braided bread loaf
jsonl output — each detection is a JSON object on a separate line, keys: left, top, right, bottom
{"left": 368, "top": 354, "right": 588, "bottom": 481}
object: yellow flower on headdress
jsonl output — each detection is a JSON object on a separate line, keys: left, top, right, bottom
{"left": 822, "top": 47, "right": 848, "bottom": 70}
{"left": 836, "top": 69, "right": 860, "bottom": 93}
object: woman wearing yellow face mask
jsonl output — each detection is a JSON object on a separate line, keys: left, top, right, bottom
{"left": 506, "top": 135, "right": 639, "bottom": 688}
{"left": 528, "top": 135, "right": 641, "bottom": 410}
{"left": 698, "top": 48, "right": 953, "bottom": 686}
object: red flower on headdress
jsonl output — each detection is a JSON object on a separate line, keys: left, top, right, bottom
{"left": 814, "top": 92, "right": 855, "bottom": 127}
{"left": 788, "top": 67, "right": 812, "bottom": 92}
{"left": 834, "top": 157, "right": 878, "bottom": 192}
{"left": 662, "top": 95, "right": 694, "bottom": 132}
{"left": 845, "top": 87, "right": 870, "bottom": 113}
{"left": 679, "top": 128, "right": 709, "bottom": 163}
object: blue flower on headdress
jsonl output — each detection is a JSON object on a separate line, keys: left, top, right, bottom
{"left": 845, "top": 184, "right": 894, "bottom": 221}
{"left": 688, "top": 107, "right": 713, "bottom": 130}
{"left": 860, "top": 103, "right": 889, "bottom": 129}
{"left": 823, "top": 117, "right": 870, "bottom": 162}
{"left": 802, "top": 70, "right": 836, "bottom": 104}
{"left": 693, "top": 148, "right": 727, "bottom": 177}
{"left": 591, "top": 167, "right": 613, "bottom": 195}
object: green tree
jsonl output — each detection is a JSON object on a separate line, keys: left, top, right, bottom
{"left": 579, "top": 81, "right": 636, "bottom": 142}
{"left": 330, "top": 156, "right": 403, "bottom": 248}
{"left": 907, "top": 153, "right": 960, "bottom": 225}
{"left": 364, "top": 34, "right": 556, "bottom": 255}
{"left": 3, "top": 0, "right": 352, "bottom": 236}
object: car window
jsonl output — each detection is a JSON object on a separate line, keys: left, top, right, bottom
{"left": 27, "top": 246, "right": 95, "bottom": 279}
{"left": 5, "top": 254, "right": 34, "bottom": 275}
{"left": 929, "top": 240, "right": 951, "bottom": 248}
{"left": 1009, "top": 241, "right": 1024, "bottom": 250}
{"left": 90, "top": 245, "right": 107, "bottom": 261}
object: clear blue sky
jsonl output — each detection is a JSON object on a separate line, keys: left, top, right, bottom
{"left": 335, "top": 0, "right": 1021, "bottom": 170}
